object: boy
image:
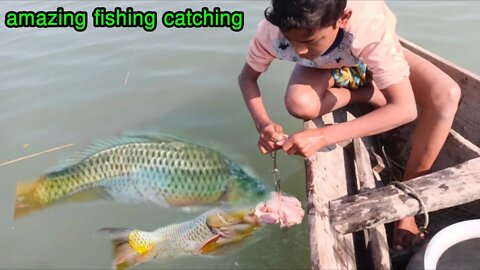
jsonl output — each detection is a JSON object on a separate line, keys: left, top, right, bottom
{"left": 238, "top": 0, "right": 460, "bottom": 251}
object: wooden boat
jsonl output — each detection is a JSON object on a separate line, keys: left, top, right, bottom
{"left": 304, "top": 38, "right": 480, "bottom": 270}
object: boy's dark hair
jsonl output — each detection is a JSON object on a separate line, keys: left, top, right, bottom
{"left": 265, "top": 0, "right": 347, "bottom": 31}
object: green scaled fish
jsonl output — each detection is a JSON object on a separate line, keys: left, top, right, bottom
{"left": 100, "top": 208, "right": 261, "bottom": 270}
{"left": 14, "top": 135, "right": 267, "bottom": 218}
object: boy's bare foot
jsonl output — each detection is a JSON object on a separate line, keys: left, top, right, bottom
{"left": 393, "top": 216, "right": 425, "bottom": 251}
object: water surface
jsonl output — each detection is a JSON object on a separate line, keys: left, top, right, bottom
{"left": 0, "top": 1, "right": 478, "bottom": 269}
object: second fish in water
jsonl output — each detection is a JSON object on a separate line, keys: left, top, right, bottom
{"left": 15, "top": 135, "right": 267, "bottom": 218}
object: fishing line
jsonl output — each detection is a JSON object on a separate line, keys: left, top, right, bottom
{"left": 124, "top": 46, "right": 138, "bottom": 86}
{"left": 270, "top": 151, "right": 281, "bottom": 194}
{"left": 270, "top": 151, "right": 285, "bottom": 229}
{"left": 0, "top": 143, "right": 74, "bottom": 167}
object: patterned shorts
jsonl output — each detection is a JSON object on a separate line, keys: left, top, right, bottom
{"left": 331, "top": 63, "right": 368, "bottom": 90}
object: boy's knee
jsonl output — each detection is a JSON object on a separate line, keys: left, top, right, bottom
{"left": 284, "top": 85, "right": 320, "bottom": 120}
{"left": 445, "top": 83, "right": 461, "bottom": 107}
{"left": 429, "top": 82, "right": 461, "bottom": 119}
{"left": 438, "top": 83, "right": 461, "bottom": 111}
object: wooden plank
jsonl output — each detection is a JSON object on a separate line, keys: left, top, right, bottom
{"left": 383, "top": 123, "right": 480, "bottom": 172}
{"left": 305, "top": 111, "right": 357, "bottom": 270}
{"left": 353, "top": 137, "right": 391, "bottom": 270}
{"left": 400, "top": 38, "right": 480, "bottom": 147}
{"left": 346, "top": 106, "right": 391, "bottom": 269}
{"left": 329, "top": 157, "right": 480, "bottom": 234}
{"left": 434, "top": 129, "right": 480, "bottom": 170}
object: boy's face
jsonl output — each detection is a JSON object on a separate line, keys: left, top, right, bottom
{"left": 283, "top": 26, "right": 340, "bottom": 60}
{"left": 282, "top": 9, "right": 352, "bottom": 60}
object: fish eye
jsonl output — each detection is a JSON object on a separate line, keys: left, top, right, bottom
{"left": 257, "top": 185, "right": 266, "bottom": 195}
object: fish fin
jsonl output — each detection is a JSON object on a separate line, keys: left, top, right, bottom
{"left": 127, "top": 135, "right": 196, "bottom": 152}
{"left": 199, "top": 234, "right": 222, "bottom": 254}
{"left": 200, "top": 209, "right": 259, "bottom": 254}
{"left": 50, "top": 135, "right": 179, "bottom": 171}
{"left": 63, "top": 187, "right": 112, "bottom": 203}
{"left": 15, "top": 180, "right": 116, "bottom": 219}
{"left": 124, "top": 134, "right": 214, "bottom": 153}
{"left": 99, "top": 227, "right": 157, "bottom": 270}
{"left": 14, "top": 179, "right": 44, "bottom": 219}
{"left": 123, "top": 133, "right": 185, "bottom": 144}
{"left": 204, "top": 228, "right": 256, "bottom": 255}
{"left": 200, "top": 224, "right": 256, "bottom": 255}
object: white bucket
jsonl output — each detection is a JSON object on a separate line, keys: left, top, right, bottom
{"left": 424, "top": 219, "right": 480, "bottom": 269}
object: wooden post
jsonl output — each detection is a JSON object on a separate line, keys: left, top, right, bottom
{"left": 329, "top": 157, "right": 480, "bottom": 234}
{"left": 344, "top": 106, "right": 391, "bottom": 269}
{"left": 353, "top": 137, "right": 391, "bottom": 270}
{"left": 305, "top": 111, "right": 357, "bottom": 270}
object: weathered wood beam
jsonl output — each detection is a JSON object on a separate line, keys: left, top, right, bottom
{"left": 353, "top": 137, "right": 391, "bottom": 270}
{"left": 305, "top": 111, "right": 357, "bottom": 270}
{"left": 329, "top": 157, "right": 480, "bottom": 235}
{"left": 400, "top": 38, "right": 480, "bottom": 146}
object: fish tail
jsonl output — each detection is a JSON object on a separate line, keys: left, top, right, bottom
{"left": 99, "top": 227, "right": 157, "bottom": 270}
{"left": 14, "top": 178, "right": 44, "bottom": 219}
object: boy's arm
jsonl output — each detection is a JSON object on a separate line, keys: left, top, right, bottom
{"left": 326, "top": 77, "right": 417, "bottom": 139}
{"left": 238, "top": 63, "right": 286, "bottom": 154}
{"left": 241, "top": 20, "right": 289, "bottom": 153}
{"left": 281, "top": 78, "right": 417, "bottom": 157}
{"left": 238, "top": 63, "right": 271, "bottom": 133}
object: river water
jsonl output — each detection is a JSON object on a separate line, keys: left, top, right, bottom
{"left": 0, "top": 1, "right": 478, "bottom": 269}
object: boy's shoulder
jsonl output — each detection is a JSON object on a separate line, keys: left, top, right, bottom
{"left": 346, "top": 0, "right": 390, "bottom": 13}
{"left": 346, "top": 1, "right": 409, "bottom": 89}
{"left": 254, "top": 19, "right": 282, "bottom": 38}
{"left": 346, "top": 1, "right": 398, "bottom": 33}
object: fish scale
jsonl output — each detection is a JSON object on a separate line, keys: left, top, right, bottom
{"left": 149, "top": 210, "right": 215, "bottom": 256}
{"left": 15, "top": 135, "right": 267, "bottom": 218}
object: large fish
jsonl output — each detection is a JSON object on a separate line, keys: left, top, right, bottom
{"left": 14, "top": 135, "right": 267, "bottom": 218}
{"left": 101, "top": 208, "right": 260, "bottom": 269}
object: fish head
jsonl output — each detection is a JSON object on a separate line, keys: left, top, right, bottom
{"left": 200, "top": 208, "right": 260, "bottom": 254}
{"left": 225, "top": 172, "right": 268, "bottom": 204}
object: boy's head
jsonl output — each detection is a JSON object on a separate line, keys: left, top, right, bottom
{"left": 265, "top": 0, "right": 350, "bottom": 59}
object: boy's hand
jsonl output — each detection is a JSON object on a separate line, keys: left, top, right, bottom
{"left": 278, "top": 129, "right": 330, "bottom": 158}
{"left": 258, "top": 122, "right": 288, "bottom": 154}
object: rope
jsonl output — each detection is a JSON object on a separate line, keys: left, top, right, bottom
{"left": 390, "top": 181, "right": 429, "bottom": 233}
{"left": 379, "top": 145, "right": 429, "bottom": 233}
